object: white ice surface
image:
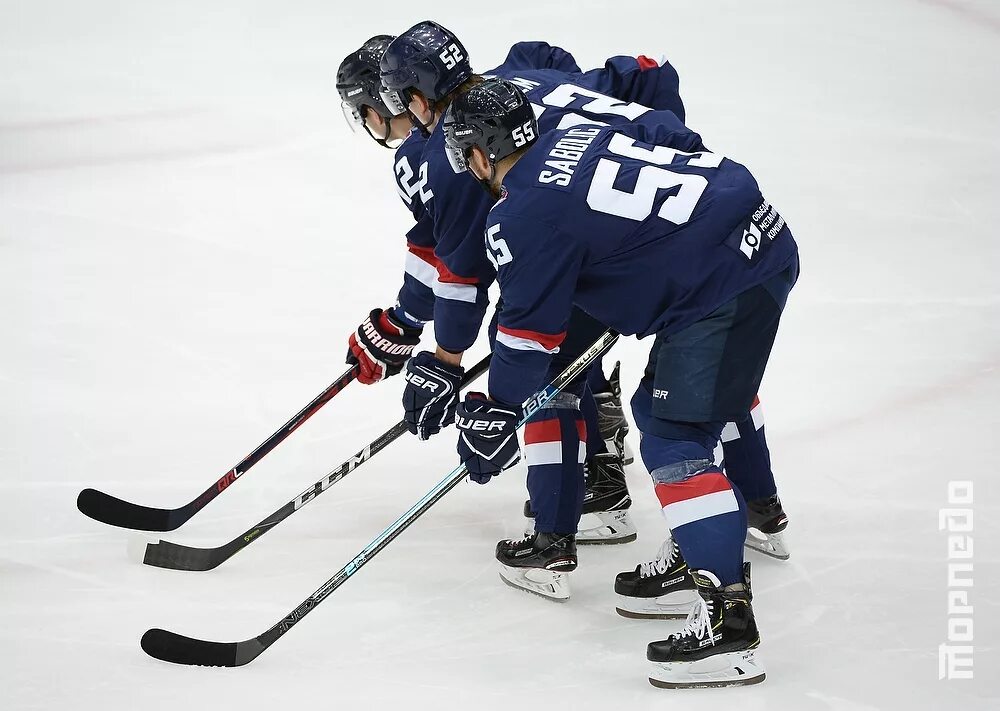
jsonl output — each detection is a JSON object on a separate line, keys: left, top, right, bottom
{"left": 2, "top": 1, "right": 998, "bottom": 709}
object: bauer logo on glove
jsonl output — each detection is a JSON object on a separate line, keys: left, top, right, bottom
{"left": 402, "top": 352, "right": 465, "bottom": 440}
{"left": 455, "top": 393, "right": 521, "bottom": 483}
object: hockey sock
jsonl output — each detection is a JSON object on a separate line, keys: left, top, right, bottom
{"left": 525, "top": 408, "right": 587, "bottom": 535}
{"left": 720, "top": 396, "right": 777, "bottom": 501}
{"left": 654, "top": 468, "right": 748, "bottom": 586}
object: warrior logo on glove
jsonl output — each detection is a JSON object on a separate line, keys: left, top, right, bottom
{"left": 346, "top": 307, "right": 423, "bottom": 384}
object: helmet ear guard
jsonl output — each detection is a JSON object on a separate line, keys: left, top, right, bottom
{"left": 444, "top": 123, "right": 481, "bottom": 174}
{"left": 378, "top": 87, "right": 411, "bottom": 118}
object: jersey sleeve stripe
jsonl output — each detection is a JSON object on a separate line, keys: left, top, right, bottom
{"left": 432, "top": 281, "right": 478, "bottom": 304}
{"left": 496, "top": 325, "right": 566, "bottom": 353}
{"left": 408, "top": 243, "right": 480, "bottom": 286}
{"left": 404, "top": 251, "right": 438, "bottom": 290}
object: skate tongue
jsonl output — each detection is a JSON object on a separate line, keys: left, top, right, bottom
{"left": 690, "top": 569, "right": 723, "bottom": 590}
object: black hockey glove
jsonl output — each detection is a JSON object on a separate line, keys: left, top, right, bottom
{"left": 402, "top": 352, "right": 465, "bottom": 440}
{"left": 455, "top": 393, "right": 521, "bottom": 484}
{"left": 347, "top": 308, "right": 422, "bottom": 384}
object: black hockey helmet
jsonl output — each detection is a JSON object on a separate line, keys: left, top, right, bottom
{"left": 378, "top": 21, "right": 472, "bottom": 126}
{"left": 336, "top": 35, "right": 399, "bottom": 147}
{"left": 443, "top": 77, "right": 538, "bottom": 180}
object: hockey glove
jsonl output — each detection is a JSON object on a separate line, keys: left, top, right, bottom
{"left": 347, "top": 308, "right": 422, "bottom": 384}
{"left": 402, "top": 352, "right": 465, "bottom": 440}
{"left": 455, "top": 393, "right": 521, "bottom": 484}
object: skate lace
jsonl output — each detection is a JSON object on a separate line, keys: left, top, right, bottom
{"left": 638, "top": 539, "right": 679, "bottom": 578}
{"left": 672, "top": 596, "right": 714, "bottom": 642}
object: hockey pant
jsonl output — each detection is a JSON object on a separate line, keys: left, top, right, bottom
{"left": 631, "top": 261, "right": 797, "bottom": 585}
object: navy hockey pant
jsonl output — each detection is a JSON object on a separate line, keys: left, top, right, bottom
{"left": 631, "top": 259, "right": 798, "bottom": 584}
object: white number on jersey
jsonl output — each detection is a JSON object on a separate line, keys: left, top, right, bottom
{"left": 541, "top": 84, "right": 652, "bottom": 121}
{"left": 395, "top": 156, "right": 433, "bottom": 205}
{"left": 527, "top": 83, "right": 650, "bottom": 132}
{"left": 585, "top": 134, "right": 724, "bottom": 225}
{"left": 485, "top": 223, "right": 513, "bottom": 269}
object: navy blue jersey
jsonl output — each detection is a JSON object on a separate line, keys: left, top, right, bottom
{"left": 392, "top": 41, "right": 589, "bottom": 328}
{"left": 485, "top": 112, "right": 799, "bottom": 405}
{"left": 391, "top": 128, "right": 435, "bottom": 324}
{"left": 420, "top": 52, "right": 686, "bottom": 351}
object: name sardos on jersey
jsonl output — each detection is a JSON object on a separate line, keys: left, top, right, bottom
{"left": 537, "top": 126, "right": 602, "bottom": 188}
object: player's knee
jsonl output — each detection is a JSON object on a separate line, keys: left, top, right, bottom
{"left": 639, "top": 422, "right": 721, "bottom": 484}
{"left": 649, "top": 457, "right": 716, "bottom": 484}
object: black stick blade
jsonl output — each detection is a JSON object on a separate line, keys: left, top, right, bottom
{"left": 141, "top": 539, "right": 227, "bottom": 572}
{"left": 77, "top": 488, "right": 181, "bottom": 532}
{"left": 141, "top": 629, "right": 239, "bottom": 667}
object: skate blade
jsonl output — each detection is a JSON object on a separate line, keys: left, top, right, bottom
{"left": 649, "top": 650, "right": 766, "bottom": 689}
{"left": 615, "top": 590, "right": 699, "bottom": 620}
{"left": 577, "top": 510, "right": 637, "bottom": 546}
{"left": 744, "top": 529, "right": 790, "bottom": 560}
{"left": 497, "top": 564, "right": 570, "bottom": 602}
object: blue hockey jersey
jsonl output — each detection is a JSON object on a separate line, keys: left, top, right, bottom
{"left": 401, "top": 43, "right": 686, "bottom": 351}
{"left": 391, "top": 128, "right": 435, "bottom": 325}
{"left": 391, "top": 41, "right": 581, "bottom": 327}
{"left": 485, "top": 112, "right": 799, "bottom": 405}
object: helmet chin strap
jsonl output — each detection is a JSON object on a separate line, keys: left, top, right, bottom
{"left": 363, "top": 121, "right": 393, "bottom": 149}
{"left": 405, "top": 100, "right": 436, "bottom": 137}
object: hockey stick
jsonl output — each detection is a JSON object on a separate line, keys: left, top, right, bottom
{"left": 77, "top": 366, "right": 360, "bottom": 532}
{"left": 140, "top": 330, "right": 619, "bottom": 667}
{"left": 135, "top": 354, "right": 492, "bottom": 571}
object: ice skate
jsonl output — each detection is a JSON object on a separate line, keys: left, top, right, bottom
{"left": 744, "top": 495, "right": 790, "bottom": 560}
{"left": 614, "top": 538, "right": 699, "bottom": 619}
{"left": 593, "top": 361, "right": 635, "bottom": 464}
{"left": 496, "top": 532, "right": 576, "bottom": 602}
{"left": 522, "top": 452, "right": 636, "bottom": 544}
{"left": 647, "top": 565, "right": 765, "bottom": 689}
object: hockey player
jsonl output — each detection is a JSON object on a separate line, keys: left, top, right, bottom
{"left": 443, "top": 78, "right": 799, "bottom": 687}
{"left": 336, "top": 31, "right": 644, "bottom": 544}
{"left": 355, "top": 20, "right": 694, "bottom": 552}
{"left": 374, "top": 21, "right": 793, "bottom": 604}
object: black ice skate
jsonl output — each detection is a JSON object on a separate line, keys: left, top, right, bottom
{"left": 593, "top": 361, "right": 634, "bottom": 465}
{"left": 646, "top": 565, "right": 765, "bottom": 689}
{"left": 614, "top": 538, "right": 699, "bottom": 619}
{"left": 745, "top": 494, "right": 790, "bottom": 560}
{"left": 522, "top": 451, "right": 636, "bottom": 544}
{"left": 496, "top": 532, "right": 577, "bottom": 601}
